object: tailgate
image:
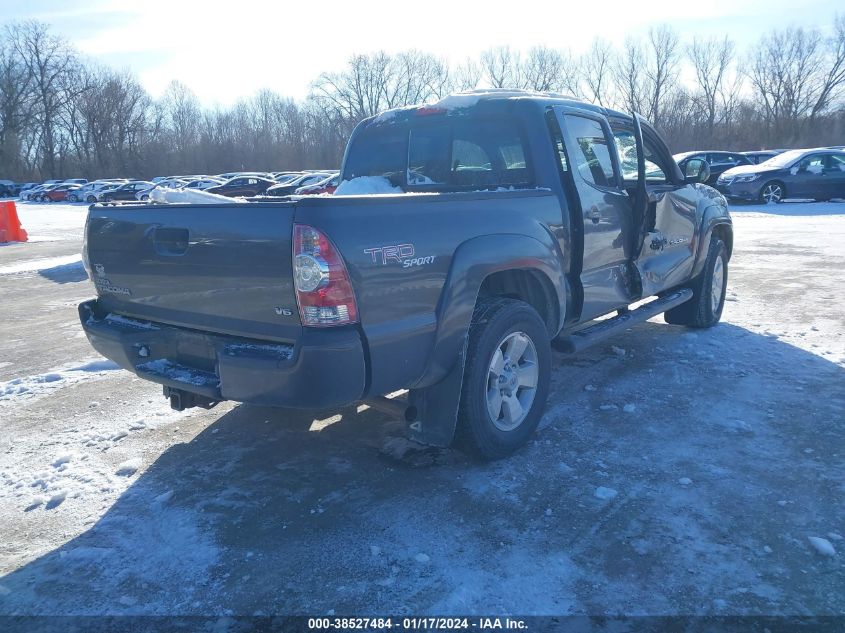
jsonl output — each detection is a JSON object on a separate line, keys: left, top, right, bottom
{"left": 84, "top": 202, "right": 301, "bottom": 342}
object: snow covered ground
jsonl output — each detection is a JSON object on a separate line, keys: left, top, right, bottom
{"left": 0, "top": 200, "right": 842, "bottom": 616}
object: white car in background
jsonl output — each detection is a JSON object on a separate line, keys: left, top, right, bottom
{"left": 181, "top": 177, "right": 225, "bottom": 190}
{"left": 68, "top": 180, "right": 128, "bottom": 203}
{"left": 135, "top": 178, "right": 190, "bottom": 201}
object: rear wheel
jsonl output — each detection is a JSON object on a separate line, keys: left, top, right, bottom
{"left": 760, "top": 181, "right": 784, "bottom": 204}
{"left": 86, "top": 195, "right": 96, "bottom": 203}
{"left": 665, "top": 238, "right": 728, "bottom": 328}
{"left": 456, "top": 298, "right": 551, "bottom": 460}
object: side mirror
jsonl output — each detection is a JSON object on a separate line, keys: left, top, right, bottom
{"left": 684, "top": 158, "right": 711, "bottom": 184}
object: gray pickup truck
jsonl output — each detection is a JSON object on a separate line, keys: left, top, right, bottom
{"left": 79, "top": 90, "right": 732, "bottom": 460}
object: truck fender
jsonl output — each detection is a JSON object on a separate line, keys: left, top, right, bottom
{"left": 691, "top": 204, "right": 733, "bottom": 279}
{"left": 406, "top": 233, "right": 566, "bottom": 447}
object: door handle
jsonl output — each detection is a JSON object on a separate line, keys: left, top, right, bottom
{"left": 586, "top": 206, "right": 601, "bottom": 224}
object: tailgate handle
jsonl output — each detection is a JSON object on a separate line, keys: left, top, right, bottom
{"left": 153, "top": 227, "right": 190, "bottom": 256}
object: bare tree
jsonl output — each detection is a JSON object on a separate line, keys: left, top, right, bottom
{"left": 479, "top": 46, "right": 522, "bottom": 89}
{"left": 452, "top": 58, "right": 482, "bottom": 92}
{"left": 811, "top": 13, "right": 845, "bottom": 117}
{"left": 0, "top": 32, "right": 34, "bottom": 178}
{"left": 688, "top": 36, "right": 738, "bottom": 137}
{"left": 521, "top": 46, "right": 579, "bottom": 94}
{"left": 750, "top": 26, "right": 832, "bottom": 129}
{"left": 8, "top": 21, "right": 79, "bottom": 178}
{"left": 162, "top": 80, "right": 200, "bottom": 171}
{"left": 311, "top": 52, "right": 395, "bottom": 122}
{"left": 579, "top": 38, "right": 613, "bottom": 105}
{"left": 613, "top": 36, "right": 648, "bottom": 115}
{"left": 644, "top": 25, "right": 681, "bottom": 126}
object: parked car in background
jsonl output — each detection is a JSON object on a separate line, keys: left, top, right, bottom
{"left": 741, "top": 150, "right": 782, "bottom": 165}
{"left": 62, "top": 178, "right": 88, "bottom": 185}
{"left": 716, "top": 148, "right": 845, "bottom": 203}
{"left": 15, "top": 182, "right": 37, "bottom": 197}
{"left": 34, "top": 184, "right": 64, "bottom": 202}
{"left": 265, "top": 172, "right": 335, "bottom": 196}
{"left": 100, "top": 181, "right": 155, "bottom": 202}
{"left": 43, "top": 184, "right": 82, "bottom": 202}
{"left": 271, "top": 171, "right": 303, "bottom": 182}
{"left": 673, "top": 151, "right": 753, "bottom": 185}
{"left": 135, "top": 178, "right": 190, "bottom": 201}
{"left": 20, "top": 184, "right": 45, "bottom": 201}
{"left": 0, "top": 181, "right": 13, "bottom": 197}
{"left": 182, "top": 177, "right": 225, "bottom": 190}
{"left": 205, "top": 176, "right": 277, "bottom": 197}
{"left": 294, "top": 173, "right": 340, "bottom": 195}
{"left": 69, "top": 180, "right": 127, "bottom": 203}
{"left": 216, "top": 171, "right": 274, "bottom": 181}
{"left": 90, "top": 183, "right": 122, "bottom": 201}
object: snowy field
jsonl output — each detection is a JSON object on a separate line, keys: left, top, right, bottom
{"left": 0, "top": 200, "right": 843, "bottom": 616}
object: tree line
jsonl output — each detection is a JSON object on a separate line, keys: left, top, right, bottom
{"left": 1, "top": 18, "right": 844, "bottom": 181}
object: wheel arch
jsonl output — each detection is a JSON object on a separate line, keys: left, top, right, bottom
{"left": 691, "top": 204, "right": 733, "bottom": 278}
{"left": 478, "top": 268, "right": 560, "bottom": 338}
{"left": 415, "top": 233, "right": 565, "bottom": 389}
{"left": 406, "top": 233, "right": 564, "bottom": 447}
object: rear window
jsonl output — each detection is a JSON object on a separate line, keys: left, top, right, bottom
{"left": 343, "top": 117, "right": 533, "bottom": 190}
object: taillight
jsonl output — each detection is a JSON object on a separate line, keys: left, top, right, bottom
{"left": 293, "top": 224, "right": 358, "bottom": 327}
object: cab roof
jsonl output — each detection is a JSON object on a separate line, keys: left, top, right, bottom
{"left": 368, "top": 89, "right": 630, "bottom": 126}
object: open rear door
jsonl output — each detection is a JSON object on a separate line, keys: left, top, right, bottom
{"left": 630, "top": 112, "right": 649, "bottom": 258}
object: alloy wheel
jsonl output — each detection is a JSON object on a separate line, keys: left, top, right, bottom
{"left": 486, "top": 331, "right": 539, "bottom": 431}
{"left": 762, "top": 183, "right": 782, "bottom": 203}
{"left": 711, "top": 255, "right": 725, "bottom": 313}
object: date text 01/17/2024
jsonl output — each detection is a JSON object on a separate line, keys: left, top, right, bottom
{"left": 306, "top": 616, "right": 528, "bottom": 630}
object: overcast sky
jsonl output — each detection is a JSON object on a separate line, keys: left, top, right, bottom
{"left": 7, "top": 0, "right": 843, "bottom": 106}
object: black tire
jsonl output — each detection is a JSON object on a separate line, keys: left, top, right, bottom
{"left": 87, "top": 195, "right": 96, "bottom": 203}
{"left": 664, "top": 238, "right": 728, "bottom": 328}
{"left": 759, "top": 181, "right": 785, "bottom": 204}
{"left": 456, "top": 298, "right": 551, "bottom": 460}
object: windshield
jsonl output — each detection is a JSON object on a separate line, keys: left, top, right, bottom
{"left": 758, "top": 149, "right": 804, "bottom": 169}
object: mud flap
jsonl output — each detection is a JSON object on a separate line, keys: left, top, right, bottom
{"left": 405, "top": 337, "right": 468, "bottom": 447}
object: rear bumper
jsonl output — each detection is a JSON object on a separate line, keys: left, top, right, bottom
{"left": 78, "top": 299, "right": 366, "bottom": 409}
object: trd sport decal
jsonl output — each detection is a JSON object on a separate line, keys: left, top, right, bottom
{"left": 364, "top": 244, "right": 436, "bottom": 268}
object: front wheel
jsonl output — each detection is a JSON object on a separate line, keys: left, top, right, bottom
{"left": 87, "top": 195, "right": 96, "bottom": 203}
{"left": 760, "top": 181, "right": 784, "bottom": 204}
{"left": 456, "top": 298, "right": 551, "bottom": 460}
{"left": 665, "top": 238, "right": 728, "bottom": 328}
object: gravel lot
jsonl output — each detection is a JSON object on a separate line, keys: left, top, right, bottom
{"left": 0, "top": 200, "right": 843, "bottom": 616}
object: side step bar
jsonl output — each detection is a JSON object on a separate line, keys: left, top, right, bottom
{"left": 552, "top": 289, "right": 693, "bottom": 354}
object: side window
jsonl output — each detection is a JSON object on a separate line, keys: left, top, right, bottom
{"left": 610, "top": 128, "right": 668, "bottom": 184}
{"left": 797, "top": 155, "right": 824, "bottom": 174}
{"left": 827, "top": 154, "right": 845, "bottom": 171}
{"left": 564, "top": 114, "right": 616, "bottom": 187}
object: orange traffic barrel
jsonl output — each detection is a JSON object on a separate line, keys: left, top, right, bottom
{"left": 0, "top": 200, "right": 27, "bottom": 243}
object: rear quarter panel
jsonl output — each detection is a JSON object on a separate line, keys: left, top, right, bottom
{"left": 295, "top": 190, "right": 565, "bottom": 396}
